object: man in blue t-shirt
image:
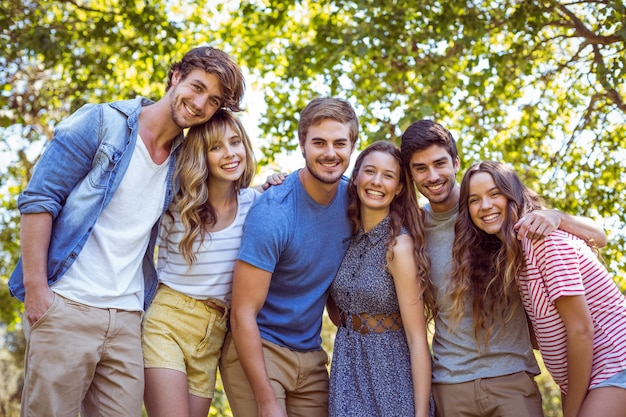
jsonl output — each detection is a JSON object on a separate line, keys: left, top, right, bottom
{"left": 220, "top": 97, "right": 359, "bottom": 417}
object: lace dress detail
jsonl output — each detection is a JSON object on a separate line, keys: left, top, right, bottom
{"left": 329, "top": 217, "right": 435, "bottom": 416}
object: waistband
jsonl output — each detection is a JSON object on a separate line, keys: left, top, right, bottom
{"left": 338, "top": 311, "right": 403, "bottom": 334}
{"left": 157, "top": 284, "right": 228, "bottom": 317}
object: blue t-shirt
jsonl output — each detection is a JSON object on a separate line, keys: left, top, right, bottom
{"left": 238, "top": 171, "right": 351, "bottom": 351}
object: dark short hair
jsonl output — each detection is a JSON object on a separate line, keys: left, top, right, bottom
{"left": 400, "top": 120, "right": 458, "bottom": 165}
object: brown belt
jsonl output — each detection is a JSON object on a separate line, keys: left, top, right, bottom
{"left": 201, "top": 298, "right": 226, "bottom": 315}
{"left": 338, "top": 311, "right": 403, "bottom": 334}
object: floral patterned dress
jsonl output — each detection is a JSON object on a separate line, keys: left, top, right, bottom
{"left": 329, "top": 216, "right": 435, "bottom": 417}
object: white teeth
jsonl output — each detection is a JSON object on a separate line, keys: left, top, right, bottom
{"left": 222, "top": 162, "right": 239, "bottom": 169}
{"left": 184, "top": 103, "right": 198, "bottom": 116}
{"left": 483, "top": 214, "right": 499, "bottom": 221}
{"left": 366, "top": 190, "right": 384, "bottom": 197}
{"left": 427, "top": 183, "right": 444, "bottom": 192}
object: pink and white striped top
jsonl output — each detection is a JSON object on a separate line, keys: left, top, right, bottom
{"left": 518, "top": 229, "right": 626, "bottom": 394}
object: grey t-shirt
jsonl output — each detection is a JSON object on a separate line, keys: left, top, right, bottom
{"left": 424, "top": 204, "right": 540, "bottom": 384}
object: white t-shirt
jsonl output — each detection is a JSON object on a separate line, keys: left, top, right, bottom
{"left": 157, "top": 187, "right": 261, "bottom": 303}
{"left": 53, "top": 136, "right": 169, "bottom": 310}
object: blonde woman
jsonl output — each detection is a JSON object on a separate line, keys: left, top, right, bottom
{"left": 142, "top": 109, "right": 278, "bottom": 417}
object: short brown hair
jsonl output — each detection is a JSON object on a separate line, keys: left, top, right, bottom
{"left": 297, "top": 97, "right": 359, "bottom": 147}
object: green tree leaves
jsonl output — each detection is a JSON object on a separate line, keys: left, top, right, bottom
{"left": 214, "top": 0, "right": 625, "bottom": 285}
{"left": 1, "top": 0, "right": 624, "bottom": 319}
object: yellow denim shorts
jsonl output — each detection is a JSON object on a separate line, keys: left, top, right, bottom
{"left": 142, "top": 284, "right": 228, "bottom": 398}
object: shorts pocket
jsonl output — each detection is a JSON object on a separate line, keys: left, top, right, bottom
{"left": 198, "top": 317, "right": 227, "bottom": 356}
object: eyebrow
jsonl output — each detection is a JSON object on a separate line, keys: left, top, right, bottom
{"left": 310, "top": 137, "right": 350, "bottom": 143}
{"left": 363, "top": 164, "right": 398, "bottom": 174}
{"left": 469, "top": 186, "right": 500, "bottom": 197}
{"left": 412, "top": 157, "right": 447, "bottom": 167}
{"left": 189, "top": 78, "right": 223, "bottom": 100}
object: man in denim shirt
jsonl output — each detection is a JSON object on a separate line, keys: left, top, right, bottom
{"left": 9, "top": 46, "right": 245, "bottom": 417}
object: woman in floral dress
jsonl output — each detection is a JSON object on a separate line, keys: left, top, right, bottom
{"left": 328, "top": 141, "right": 435, "bottom": 417}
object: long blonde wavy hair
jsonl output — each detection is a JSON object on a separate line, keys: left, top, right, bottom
{"left": 449, "top": 161, "right": 544, "bottom": 349}
{"left": 170, "top": 109, "right": 256, "bottom": 265}
{"left": 347, "top": 141, "right": 436, "bottom": 322}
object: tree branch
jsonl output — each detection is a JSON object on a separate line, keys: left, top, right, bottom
{"left": 554, "top": 1, "right": 622, "bottom": 45}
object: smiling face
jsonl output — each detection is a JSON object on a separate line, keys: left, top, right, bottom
{"left": 301, "top": 119, "right": 354, "bottom": 185}
{"left": 168, "top": 69, "right": 224, "bottom": 129}
{"left": 467, "top": 171, "right": 509, "bottom": 239}
{"left": 207, "top": 125, "right": 247, "bottom": 184}
{"left": 408, "top": 144, "right": 460, "bottom": 213}
{"left": 354, "top": 150, "right": 402, "bottom": 214}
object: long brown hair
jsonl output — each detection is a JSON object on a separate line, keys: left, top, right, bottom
{"left": 450, "top": 161, "right": 543, "bottom": 348}
{"left": 348, "top": 140, "right": 435, "bottom": 321}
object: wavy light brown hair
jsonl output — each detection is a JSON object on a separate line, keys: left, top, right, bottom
{"left": 169, "top": 109, "right": 256, "bottom": 265}
{"left": 166, "top": 46, "right": 245, "bottom": 112}
{"left": 348, "top": 140, "right": 435, "bottom": 321}
{"left": 450, "top": 161, "right": 544, "bottom": 349}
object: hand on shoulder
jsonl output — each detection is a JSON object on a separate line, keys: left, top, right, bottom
{"left": 261, "top": 172, "right": 289, "bottom": 191}
{"left": 514, "top": 209, "right": 560, "bottom": 241}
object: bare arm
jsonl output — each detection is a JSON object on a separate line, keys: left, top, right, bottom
{"left": 229, "top": 260, "right": 287, "bottom": 417}
{"left": 388, "top": 235, "right": 431, "bottom": 417}
{"left": 325, "top": 295, "right": 340, "bottom": 327}
{"left": 21, "top": 212, "right": 56, "bottom": 326}
{"left": 515, "top": 209, "right": 607, "bottom": 247}
{"left": 555, "top": 295, "right": 594, "bottom": 417}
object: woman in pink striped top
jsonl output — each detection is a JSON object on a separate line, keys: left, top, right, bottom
{"left": 450, "top": 160, "right": 626, "bottom": 417}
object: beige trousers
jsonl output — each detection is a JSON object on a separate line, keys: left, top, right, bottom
{"left": 21, "top": 294, "right": 144, "bottom": 417}
{"left": 432, "top": 371, "right": 544, "bottom": 417}
{"left": 219, "top": 332, "right": 329, "bottom": 417}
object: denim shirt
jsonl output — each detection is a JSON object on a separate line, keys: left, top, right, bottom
{"left": 9, "top": 97, "right": 182, "bottom": 310}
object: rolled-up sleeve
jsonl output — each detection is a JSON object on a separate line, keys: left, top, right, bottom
{"left": 18, "top": 104, "right": 102, "bottom": 218}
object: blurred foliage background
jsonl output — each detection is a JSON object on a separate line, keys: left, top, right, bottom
{"left": 1, "top": 0, "right": 625, "bottom": 416}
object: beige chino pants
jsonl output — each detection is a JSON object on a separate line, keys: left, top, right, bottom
{"left": 21, "top": 294, "right": 144, "bottom": 417}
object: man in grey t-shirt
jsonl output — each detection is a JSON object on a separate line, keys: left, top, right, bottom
{"left": 400, "top": 120, "right": 607, "bottom": 417}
